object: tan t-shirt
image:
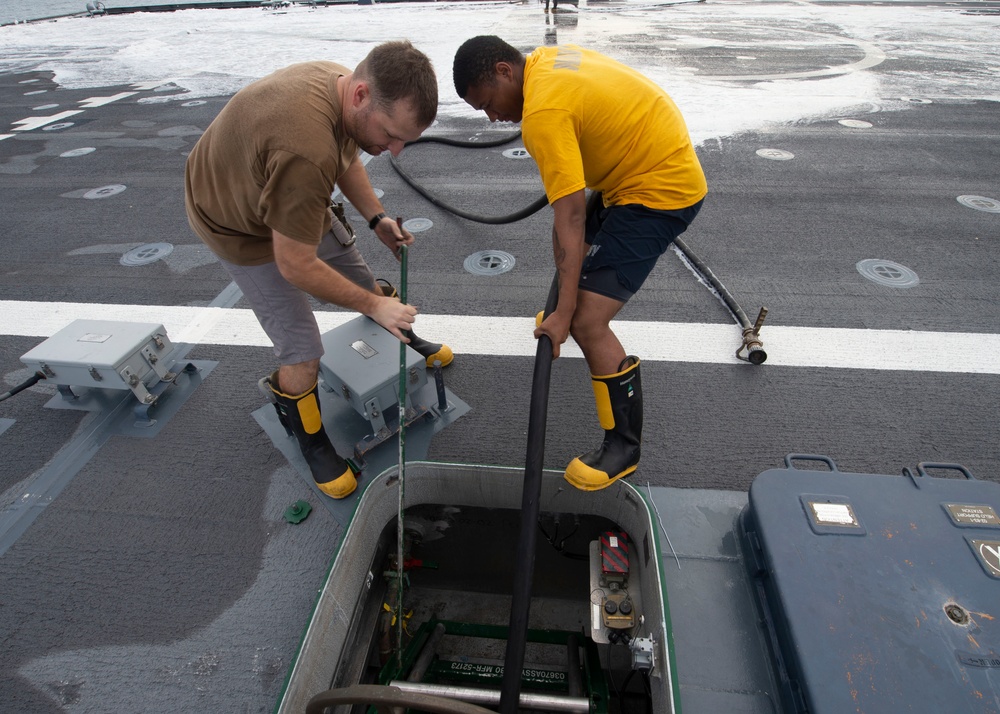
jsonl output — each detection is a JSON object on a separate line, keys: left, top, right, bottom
{"left": 184, "top": 61, "right": 357, "bottom": 266}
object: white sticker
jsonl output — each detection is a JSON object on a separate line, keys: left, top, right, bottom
{"left": 811, "top": 503, "right": 856, "bottom": 526}
{"left": 609, "top": 536, "right": 619, "bottom": 548}
{"left": 78, "top": 333, "right": 112, "bottom": 343}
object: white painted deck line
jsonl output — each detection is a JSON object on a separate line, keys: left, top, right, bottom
{"left": 2, "top": 300, "right": 999, "bottom": 374}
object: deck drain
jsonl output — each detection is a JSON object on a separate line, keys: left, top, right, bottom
{"left": 756, "top": 148, "right": 794, "bottom": 161}
{"left": 502, "top": 147, "right": 532, "bottom": 160}
{"left": 60, "top": 147, "right": 96, "bottom": 158}
{"left": 902, "top": 97, "right": 932, "bottom": 104}
{"left": 856, "top": 259, "right": 919, "bottom": 288}
{"left": 464, "top": 250, "right": 516, "bottom": 276}
{"left": 43, "top": 123, "right": 74, "bottom": 131}
{"left": 182, "top": 100, "right": 206, "bottom": 107}
{"left": 83, "top": 184, "right": 126, "bottom": 199}
{"left": 839, "top": 119, "right": 872, "bottom": 128}
{"left": 402, "top": 217, "right": 433, "bottom": 233}
{"left": 121, "top": 242, "right": 174, "bottom": 266}
{"left": 957, "top": 195, "right": 1000, "bottom": 213}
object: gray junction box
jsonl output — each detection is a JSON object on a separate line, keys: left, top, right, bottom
{"left": 318, "top": 316, "right": 427, "bottom": 434}
{"left": 20, "top": 319, "right": 175, "bottom": 405}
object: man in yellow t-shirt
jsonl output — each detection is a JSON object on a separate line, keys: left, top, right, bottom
{"left": 185, "top": 41, "right": 451, "bottom": 500}
{"left": 454, "top": 36, "right": 707, "bottom": 492}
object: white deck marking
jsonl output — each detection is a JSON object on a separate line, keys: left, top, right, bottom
{"left": 2, "top": 301, "right": 999, "bottom": 374}
{"left": 11, "top": 110, "right": 84, "bottom": 131}
{"left": 78, "top": 92, "right": 138, "bottom": 108}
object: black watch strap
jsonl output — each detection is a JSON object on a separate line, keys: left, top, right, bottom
{"left": 368, "top": 212, "right": 387, "bottom": 230}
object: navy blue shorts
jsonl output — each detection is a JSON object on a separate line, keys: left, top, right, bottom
{"left": 580, "top": 197, "right": 703, "bottom": 302}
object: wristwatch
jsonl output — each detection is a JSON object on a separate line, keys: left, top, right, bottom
{"left": 368, "top": 212, "right": 387, "bottom": 230}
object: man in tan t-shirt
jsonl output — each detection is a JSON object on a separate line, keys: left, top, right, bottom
{"left": 185, "top": 41, "right": 450, "bottom": 500}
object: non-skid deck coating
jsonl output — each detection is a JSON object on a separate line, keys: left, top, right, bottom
{"left": 0, "top": 1, "right": 998, "bottom": 711}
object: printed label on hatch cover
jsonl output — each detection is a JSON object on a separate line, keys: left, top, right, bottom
{"left": 969, "top": 540, "right": 1000, "bottom": 578}
{"left": 956, "top": 650, "right": 1000, "bottom": 669}
{"left": 808, "top": 501, "right": 860, "bottom": 527}
{"left": 945, "top": 503, "right": 1000, "bottom": 527}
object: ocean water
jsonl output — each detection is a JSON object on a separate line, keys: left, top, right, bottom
{"left": 1, "top": 0, "right": 239, "bottom": 25}
{"left": 2, "top": 0, "right": 998, "bottom": 143}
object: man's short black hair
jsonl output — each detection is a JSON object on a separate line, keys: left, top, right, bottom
{"left": 453, "top": 35, "right": 525, "bottom": 99}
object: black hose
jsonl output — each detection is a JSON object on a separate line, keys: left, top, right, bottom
{"left": 0, "top": 371, "right": 46, "bottom": 403}
{"left": 390, "top": 137, "right": 764, "bottom": 353}
{"left": 389, "top": 132, "right": 551, "bottom": 225}
{"left": 498, "top": 272, "right": 559, "bottom": 714}
{"left": 673, "top": 235, "right": 753, "bottom": 330}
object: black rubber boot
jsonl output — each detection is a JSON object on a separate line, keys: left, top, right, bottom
{"left": 376, "top": 279, "right": 454, "bottom": 367}
{"left": 564, "top": 357, "right": 643, "bottom": 491}
{"left": 262, "top": 371, "right": 356, "bottom": 499}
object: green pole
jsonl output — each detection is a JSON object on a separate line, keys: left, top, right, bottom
{"left": 395, "top": 239, "right": 408, "bottom": 669}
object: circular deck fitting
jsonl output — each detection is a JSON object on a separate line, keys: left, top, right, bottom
{"left": 121, "top": 243, "right": 174, "bottom": 266}
{"left": 464, "top": 250, "right": 516, "bottom": 276}
{"left": 83, "top": 184, "right": 127, "bottom": 199}
{"left": 60, "top": 147, "right": 96, "bottom": 158}
{"left": 43, "top": 123, "right": 74, "bottom": 132}
{"left": 838, "top": 119, "right": 873, "bottom": 129}
{"left": 502, "top": 147, "right": 532, "bottom": 160}
{"left": 182, "top": 100, "right": 206, "bottom": 107}
{"left": 856, "top": 259, "right": 919, "bottom": 288}
{"left": 756, "top": 148, "right": 794, "bottom": 161}
{"left": 945, "top": 603, "right": 970, "bottom": 626}
{"left": 957, "top": 195, "right": 1000, "bottom": 213}
{"left": 402, "top": 217, "right": 433, "bottom": 233}
{"left": 902, "top": 97, "right": 932, "bottom": 104}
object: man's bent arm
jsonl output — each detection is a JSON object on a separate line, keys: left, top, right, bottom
{"left": 337, "top": 154, "right": 385, "bottom": 227}
{"left": 337, "top": 154, "right": 413, "bottom": 258}
{"left": 536, "top": 189, "right": 588, "bottom": 356}
{"left": 272, "top": 230, "right": 415, "bottom": 340}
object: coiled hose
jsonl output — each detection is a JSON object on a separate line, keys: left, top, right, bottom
{"left": 389, "top": 131, "right": 767, "bottom": 362}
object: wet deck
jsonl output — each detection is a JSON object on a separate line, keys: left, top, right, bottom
{"left": 0, "top": 1, "right": 998, "bottom": 711}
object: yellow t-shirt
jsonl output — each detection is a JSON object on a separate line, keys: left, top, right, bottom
{"left": 522, "top": 45, "right": 707, "bottom": 210}
{"left": 184, "top": 61, "right": 357, "bottom": 266}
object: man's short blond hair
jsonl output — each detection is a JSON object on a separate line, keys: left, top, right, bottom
{"left": 355, "top": 40, "right": 437, "bottom": 127}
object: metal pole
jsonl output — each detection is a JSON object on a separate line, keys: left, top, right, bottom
{"left": 396, "top": 236, "right": 409, "bottom": 669}
{"left": 390, "top": 680, "right": 591, "bottom": 713}
{"left": 499, "top": 273, "right": 560, "bottom": 713}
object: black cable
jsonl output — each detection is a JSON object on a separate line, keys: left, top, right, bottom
{"left": 535, "top": 521, "right": 589, "bottom": 561}
{"left": 604, "top": 636, "right": 623, "bottom": 706}
{"left": 641, "top": 669, "right": 654, "bottom": 714}
{"left": 620, "top": 668, "right": 636, "bottom": 701}
{"left": 557, "top": 520, "right": 579, "bottom": 552}
{"left": 0, "top": 371, "right": 46, "bottom": 402}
